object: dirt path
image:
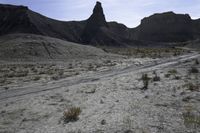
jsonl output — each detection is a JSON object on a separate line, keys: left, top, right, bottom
{"left": 0, "top": 53, "right": 199, "bottom": 102}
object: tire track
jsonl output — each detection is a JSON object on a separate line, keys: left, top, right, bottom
{"left": 0, "top": 53, "right": 199, "bottom": 102}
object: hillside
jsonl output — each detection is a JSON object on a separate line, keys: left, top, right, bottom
{"left": 0, "top": 2, "right": 199, "bottom": 46}
{"left": 0, "top": 2, "right": 133, "bottom": 47}
{"left": 0, "top": 34, "right": 108, "bottom": 61}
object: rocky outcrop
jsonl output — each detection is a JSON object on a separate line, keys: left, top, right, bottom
{"left": 81, "top": 2, "right": 136, "bottom": 46}
{"left": 81, "top": 1, "right": 108, "bottom": 43}
{"left": 192, "top": 19, "right": 200, "bottom": 38}
{"left": 0, "top": 4, "right": 38, "bottom": 35}
{"left": 134, "top": 12, "right": 194, "bottom": 42}
{"left": 86, "top": 1, "right": 107, "bottom": 27}
{"left": 0, "top": 2, "right": 200, "bottom": 47}
{"left": 0, "top": 4, "right": 86, "bottom": 43}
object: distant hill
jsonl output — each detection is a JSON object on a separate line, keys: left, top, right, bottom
{"left": 0, "top": 1, "right": 200, "bottom": 47}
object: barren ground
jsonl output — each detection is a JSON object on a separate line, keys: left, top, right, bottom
{"left": 0, "top": 51, "right": 200, "bottom": 133}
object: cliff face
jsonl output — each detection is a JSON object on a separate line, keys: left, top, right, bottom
{"left": 0, "top": 4, "right": 86, "bottom": 42}
{"left": 0, "top": 2, "right": 133, "bottom": 46}
{"left": 192, "top": 19, "right": 200, "bottom": 38}
{"left": 0, "top": 4, "right": 39, "bottom": 34}
{"left": 87, "top": 1, "right": 107, "bottom": 27}
{"left": 0, "top": 2, "right": 200, "bottom": 47}
{"left": 81, "top": 2, "right": 108, "bottom": 43}
{"left": 134, "top": 12, "right": 194, "bottom": 42}
{"left": 81, "top": 2, "right": 134, "bottom": 46}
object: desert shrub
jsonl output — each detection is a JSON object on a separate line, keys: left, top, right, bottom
{"left": 4, "top": 87, "right": 9, "bottom": 90}
{"left": 168, "top": 69, "right": 180, "bottom": 79}
{"left": 101, "top": 48, "right": 185, "bottom": 58}
{"left": 5, "top": 72, "right": 15, "bottom": 78}
{"left": 58, "top": 70, "right": 64, "bottom": 76}
{"left": 5, "top": 70, "right": 28, "bottom": 78}
{"left": 51, "top": 70, "right": 65, "bottom": 80}
{"left": 153, "top": 75, "right": 161, "bottom": 81}
{"left": 38, "top": 70, "right": 46, "bottom": 75}
{"left": 31, "top": 67, "right": 38, "bottom": 73}
{"left": 10, "top": 66, "right": 16, "bottom": 71}
{"left": 168, "top": 69, "right": 177, "bottom": 75}
{"left": 63, "top": 107, "right": 81, "bottom": 123}
{"left": 189, "top": 67, "right": 199, "bottom": 73}
{"left": 68, "top": 64, "right": 73, "bottom": 69}
{"left": 184, "top": 83, "right": 199, "bottom": 91}
{"left": 51, "top": 75, "right": 60, "bottom": 80}
{"left": 174, "top": 76, "right": 181, "bottom": 80}
{"left": 33, "top": 76, "right": 41, "bottom": 81}
{"left": 47, "top": 69, "right": 56, "bottom": 75}
{"left": 141, "top": 74, "right": 151, "bottom": 90}
{"left": 195, "top": 59, "right": 199, "bottom": 65}
{"left": 152, "top": 71, "right": 160, "bottom": 81}
{"left": 165, "top": 49, "right": 170, "bottom": 53}
{"left": 15, "top": 71, "right": 29, "bottom": 77}
{"left": 173, "top": 52, "right": 177, "bottom": 56}
{"left": 0, "top": 78, "right": 6, "bottom": 84}
{"left": 88, "top": 64, "right": 96, "bottom": 71}
{"left": 105, "top": 60, "right": 112, "bottom": 64}
{"left": 182, "top": 109, "right": 200, "bottom": 127}
{"left": 164, "top": 73, "right": 171, "bottom": 78}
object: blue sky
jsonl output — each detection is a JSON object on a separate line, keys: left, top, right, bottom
{"left": 0, "top": 0, "right": 200, "bottom": 28}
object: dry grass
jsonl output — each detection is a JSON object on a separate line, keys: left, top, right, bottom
{"left": 189, "top": 67, "right": 199, "bottom": 74}
{"left": 168, "top": 69, "right": 178, "bottom": 75}
{"left": 182, "top": 107, "right": 200, "bottom": 128}
{"left": 152, "top": 71, "right": 161, "bottom": 82}
{"left": 195, "top": 59, "right": 199, "bottom": 65}
{"left": 63, "top": 107, "right": 81, "bottom": 123}
{"left": 0, "top": 78, "right": 7, "bottom": 84}
{"left": 183, "top": 83, "right": 199, "bottom": 91}
{"left": 33, "top": 76, "right": 41, "bottom": 81}
{"left": 167, "top": 69, "right": 181, "bottom": 80}
{"left": 101, "top": 47, "right": 186, "bottom": 58}
{"left": 164, "top": 73, "right": 171, "bottom": 78}
{"left": 141, "top": 74, "right": 151, "bottom": 90}
{"left": 0, "top": 64, "right": 70, "bottom": 85}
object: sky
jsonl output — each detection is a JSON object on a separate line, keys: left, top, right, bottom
{"left": 0, "top": 0, "right": 200, "bottom": 28}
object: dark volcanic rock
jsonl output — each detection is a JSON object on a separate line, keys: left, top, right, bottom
{"left": 0, "top": 3, "right": 200, "bottom": 47}
{"left": 81, "top": 1, "right": 108, "bottom": 43}
{"left": 0, "top": 4, "right": 38, "bottom": 34}
{"left": 193, "top": 19, "right": 200, "bottom": 38}
{"left": 134, "top": 12, "right": 194, "bottom": 42}
{"left": 81, "top": 2, "right": 136, "bottom": 47}
{"left": 0, "top": 2, "right": 133, "bottom": 47}
{"left": 89, "top": 1, "right": 107, "bottom": 27}
{"left": 0, "top": 4, "right": 86, "bottom": 42}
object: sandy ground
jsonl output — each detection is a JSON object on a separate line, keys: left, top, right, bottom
{"left": 0, "top": 52, "right": 200, "bottom": 133}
